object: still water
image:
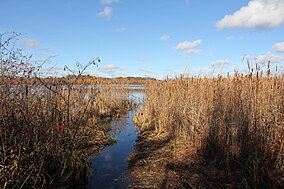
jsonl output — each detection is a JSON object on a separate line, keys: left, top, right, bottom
{"left": 87, "top": 92, "right": 143, "bottom": 189}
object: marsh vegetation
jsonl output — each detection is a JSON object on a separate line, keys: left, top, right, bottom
{"left": 0, "top": 32, "right": 135, "bottom": 188}
{"left": 1, "top": 32, "right": 283, "bottom": 188}
{"left": 131, "top": 68, "right": 284, "bottom": 188}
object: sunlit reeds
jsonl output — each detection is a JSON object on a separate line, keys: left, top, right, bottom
{"left": 134, "top": 69, "right": 284, "bottom": 187}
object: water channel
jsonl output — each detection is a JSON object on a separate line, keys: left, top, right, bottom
{"left": 87, "top": 92, "right": 143, "bottom": 189}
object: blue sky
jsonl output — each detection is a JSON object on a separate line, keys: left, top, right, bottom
{"left": 1, "top": 0, "right": 284, "bottom": 78}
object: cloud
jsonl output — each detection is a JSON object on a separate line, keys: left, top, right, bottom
{"left": 98, "top": 64, "right": 120, "bottom": 73}
{"left": 216, "top": 0, "right": 284, "bottom": 29}
{"left": 175, "top": 39, "right": 202, "bottom": 51}
{"left": 39, "top": 47, "right": 57, "bottom": 55}
{"left": 255, "top": 52, "right": 284, "bottom": 64}
{"left": 211, "top": 59, "right": 230, "bottom": 68}
{"left": 97, "top": 6, "right": 112, "bottom": 19}
{"left": 175, "top": 39, "right": 202, "bottom": 58}
{"left": 102, "top": 0, "right": 118, "bottom": 5}
{"left": 40, "top": 66, "right": 63, "bottom": 72}
{"left": 21, "top": 39, "right": 56, "bottom": 55}
{"left": 160, "top": 34, "right": 170, "bottom": 41}
{"left": 33, "top": 57, "right": 51, "bottom": 64}
{"left": 138, "top": 57, "right": 147, "bottom": 63}
{"left": 140, "top": 69, "right": 156, "bottom": 77}
{"left": 245, "top": 52, "right": 284, "bottom": 65}
{"left": 35, "top": 66, "right": 66, "bottom": 77}
{"left": 272, "top": 41, "right": 284, "bottom": 52}
{"left": 140, "top": 69, "right": 155, "bottom": 75}
{"left": 225, "top": 36, "right": 234, "bottom": 40}
{"left": 183, "top": 49, "right": 202, "bottom": 58}
{"left": 225, "top": 36, "right": 245, "bottom": 40}
{"left": 22, "top": 39, "right": 40, "bottom": 48}
{"left": 115, "top": 27, "right": 126, "bottom": 32}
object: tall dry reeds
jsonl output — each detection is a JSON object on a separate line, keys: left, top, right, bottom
{"left": 0, "top": 32, "right": 133, "bottom": 188}
{"left": 134, "top": 72, "right": 284, "bottom": 187}
{"left": 0, "top": 85, "right": 132, "bottom": 188}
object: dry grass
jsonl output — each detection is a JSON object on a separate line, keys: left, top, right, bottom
{"left": 133, "top": 71, "right": 284, "bottom": 188}
{"left": 0, "top": 32, "right": 134, "bottom": 188}
{"left": 0, "top": 83, "right": 133, "bottom": 188}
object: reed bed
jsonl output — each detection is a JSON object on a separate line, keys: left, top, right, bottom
{"left": 0, "top": 83, "right": 133, "bottom": 188}
{"left": 134, "top": 72, "right": 284, "bottom": 188}
{"left": 0, "top": 32, "right": 136, "bottom": 188}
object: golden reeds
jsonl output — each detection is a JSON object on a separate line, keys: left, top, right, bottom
{"left": 134, "top": 72, "right": 284, "bottom": 187}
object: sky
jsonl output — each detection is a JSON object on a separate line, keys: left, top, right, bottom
{"left": 1, "top": 0, "right": 284, "bottom": 78}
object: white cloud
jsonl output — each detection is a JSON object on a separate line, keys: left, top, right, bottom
{"left": 185, "top": 0, "right": 190, "bottom": 5}
{"left": 98, "top": 64, "right": 120, "bottom": 73}
{"left": 35, "top": 66, "right": 66, "bottom": 77}
{"left": 115, "top": 27, "right": 126, "bottom": 32}
{"left": 255, "top": 52, "right": 284, "bottom": 64}
{"left": 216, "top": 0, "right": 284, "bottom": 29}
{"left": 175, "top": 39, "right": 202, "bottom": 58}
{"left": 183, "top": 49, "right": 202, "bottom": 58}
{"left": 22, "top": 39, "right": 40, "bottom": 48}
{"left": 39, "top": 47, "right": 57, "bottom": 55}
{"left": 138, "top": 57, "right": 147, "bottom": 63}
{"left": 272, "top": 41, "right": 284, "bottom": 52}
{"left": 225, "top": 36, "right": 234, "bottom": 40}
{"left": 21, "top": 38, "right": 56, "bottom": 56}
{"left": 140, "top": 69, "right": 156, "bottom": 77}
{"left": 160, "top": 34, "right": 170, "bottom": 41}
{"left": 211, "top": 59, "right": 230, "bottom": 68}
{"left": 225, "top": 36, "right": 245, "bottom": 40}
{"left": 102, "top": 0, "right": 118, "bottom": 5}
{"left": 33, "top": 57, "right": 50, "bottom": 64}
{"left": 175, "top": 39, "right": 202, "bottom": 51}
{"left": 245, "top": 52, "right": 284, "bottom": 65}
{"left": 97, "top": 6, "right": 112, "bottom": 19}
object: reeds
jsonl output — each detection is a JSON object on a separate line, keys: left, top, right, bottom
{"left": 0, "top": 32, "right": 133, "bottom": 188}
{"left": 134, "top": 71, "right": 284, "bottom": 187}
{"left": 0, "top": 83, "right": 133, "bottom": 188}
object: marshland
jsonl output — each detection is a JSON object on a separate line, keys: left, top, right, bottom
{"left": 1, "top": 1, "right": 284, "bottom": 188}
{"left": 131, "top": 70, "right": 284, "bottom": 188}
{"left": 1, "top": 34, "right": 283, "bottom": 188}
{"left": 0, "top": 32, "right": 140, "bottom": 188}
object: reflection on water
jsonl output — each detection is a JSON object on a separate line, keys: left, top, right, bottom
{"left": 87, "top": 92, "right": 143, "bottom": 189}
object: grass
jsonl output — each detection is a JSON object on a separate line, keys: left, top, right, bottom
{"left": 133, "top": 68, "right": 284, "bottom": 188}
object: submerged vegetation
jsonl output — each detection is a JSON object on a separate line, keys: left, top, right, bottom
{"left": 132, "top": 68, "right": 284, "bottom": 188}
{"left": 105, "top": 136, "right": 118, "bottom": 146}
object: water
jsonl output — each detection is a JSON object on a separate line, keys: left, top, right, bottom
{"left": 87, "top": 92, "right": 143, "bottom": 189}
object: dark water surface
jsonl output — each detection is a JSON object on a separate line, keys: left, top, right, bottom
{"left": 87, "top": 93, "right": 143, "bottom": 189}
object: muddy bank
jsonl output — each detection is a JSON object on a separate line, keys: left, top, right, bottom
{"left": 128, "top": 131, "right": 241, "bottom": 189}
